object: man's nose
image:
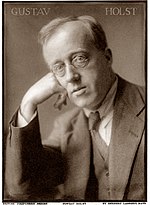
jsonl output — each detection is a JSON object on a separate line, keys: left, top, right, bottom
{"left": 65, "top": 64, "right": 80, "bottom": 83}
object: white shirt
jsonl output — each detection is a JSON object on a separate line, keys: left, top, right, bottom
{"left": 84, "top": 77, "right": 118, "bottom": 146}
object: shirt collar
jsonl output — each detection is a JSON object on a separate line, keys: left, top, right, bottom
{"left": 84, "top": 76, "right": 118, "bottom": 119}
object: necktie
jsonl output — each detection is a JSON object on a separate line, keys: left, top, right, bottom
{"left": 89, "top": 111, "right": 108, "bottom": 159}
{"left": 89, "top": 111, "right": 101, "bottom": 131}
{"left": 85, "top": 111, "right": 100, "bottom": 201}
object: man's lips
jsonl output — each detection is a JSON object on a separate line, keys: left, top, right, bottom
{"left": 72, "top": 86, "right": 86, "bottom": 96}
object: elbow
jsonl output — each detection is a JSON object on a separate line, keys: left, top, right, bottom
{"left": 5, "top": 169, "right": 30, "bottom": 200}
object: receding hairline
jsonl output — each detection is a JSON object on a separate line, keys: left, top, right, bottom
{"left": 38, "top": 15, "right": 108, "bottom": 51}
{"left": 39, "top": 19, "right": 95, "bottom": 45}
{"left": 44, "top": 20, "right": 96, "bottom": 46}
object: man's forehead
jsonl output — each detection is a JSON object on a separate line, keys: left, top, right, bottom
{"left": 42, "top": 21, "right": 96, "bottom": 65}
{"left": 46, "top": 20, "right": 92, "bottom": 45}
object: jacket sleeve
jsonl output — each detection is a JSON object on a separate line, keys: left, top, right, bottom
{"left": 5, "top": 110, "right": 65, "bottom": 200}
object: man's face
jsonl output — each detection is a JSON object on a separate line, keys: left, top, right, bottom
{"left": 43, "top": 21, "right": 114, "bottom": 110}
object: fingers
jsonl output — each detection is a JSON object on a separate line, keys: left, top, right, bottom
{"left": 22, "top": 72, "right": 68, "bottom": 111}
{"left": 54, "top": 92, "right": 68, "bottom": 110}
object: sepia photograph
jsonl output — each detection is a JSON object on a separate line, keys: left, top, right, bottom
{"left": 3, "top": 1, "right": 146, "bottom": 203}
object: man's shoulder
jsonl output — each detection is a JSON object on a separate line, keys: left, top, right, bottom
{"left": 117, "top": 76, "right": 145, "bottom": 115}
{"left": 118, "top": 76, "right": 145, "bottom": 103}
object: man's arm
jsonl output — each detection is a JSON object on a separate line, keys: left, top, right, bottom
{"left": 5, "top": 73, "right": 67, "bottom": 200}
{"left": 20, "top": 72, "right": 67, "bottom": 122}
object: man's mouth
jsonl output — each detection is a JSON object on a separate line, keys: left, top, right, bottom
{"left": 72, "top": 86, "right": 86, "bottom": 96}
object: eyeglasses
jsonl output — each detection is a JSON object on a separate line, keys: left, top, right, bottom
{"left": 51, "top": 54, "right": 89, "bottom": 77}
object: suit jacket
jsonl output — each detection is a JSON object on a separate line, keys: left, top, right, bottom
{"left": 5, "top": 76, "right": 146, "bottom": 201}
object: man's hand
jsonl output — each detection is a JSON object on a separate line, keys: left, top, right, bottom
{"left": 20, "top": 73, "right": 67, "bottom": 122}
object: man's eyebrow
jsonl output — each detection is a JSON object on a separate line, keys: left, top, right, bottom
{"left": 50, "top": 60, "right": 63, "bottom": 66}
{"left": 71, "top": 50, "right": 89, "bottom": 58}
{"left": 51, "top": 49, "right": 89, "bottom": 65}
{"left": 72, "top": 51, "right": 88, "bottom": 55}
{"left": 70, "top": 48, "right": 88, "bottom": 54}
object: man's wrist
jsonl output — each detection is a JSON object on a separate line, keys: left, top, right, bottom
{"left": 20, "top": 99, "right": 37, "bottom": 122}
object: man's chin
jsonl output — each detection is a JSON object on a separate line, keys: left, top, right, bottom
{"left": 71, "top": 99, "right": 91, "bottom": 109}
{"left": 69, "top": 98, "right": 84, "bottom": 108}
{"left": 72, "top": 99, "right": 102, "bottom": 110}
{"left": 69, "top": 95, "right": 97, "bottom": 109}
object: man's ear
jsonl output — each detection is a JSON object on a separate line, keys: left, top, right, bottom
{"left": 104, "top": 48, "right": 113, "bottom": 65}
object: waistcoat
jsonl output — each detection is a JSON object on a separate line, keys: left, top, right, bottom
{"left": 92, "top": 131, "right": 110, "bottom": 200}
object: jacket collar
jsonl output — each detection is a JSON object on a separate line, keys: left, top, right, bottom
{"left": 64, "top": 76, "right": 145, "bottom": 200}
{"left": 109, "top": 76, "right": 145, "bottom": 200}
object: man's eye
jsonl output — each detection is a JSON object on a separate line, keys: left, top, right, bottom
{"left": 52, "top": 64, "right": 65, "bottom": 76}
{"left": 76, "top": 55, "right": 86, "bottom": 61}
{"left": 73, "top": 55, "right": 89, "bottom": 68}
{"left": 75, "top": 55, "right": 87, "bottom": 62}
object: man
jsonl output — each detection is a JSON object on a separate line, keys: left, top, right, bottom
{"left": 5, "top": 15, "right": 145, "bottom": 201}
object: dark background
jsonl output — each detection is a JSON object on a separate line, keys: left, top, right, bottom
{"left": 4, "top": 2, "right": 146, "bottom": 140}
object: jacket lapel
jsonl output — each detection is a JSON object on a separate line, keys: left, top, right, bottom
{"left": 109, "top": 78, "right": 145, "bottom": 200}
{"left": 64, "top": 110, "right": 91, "bottom": 199}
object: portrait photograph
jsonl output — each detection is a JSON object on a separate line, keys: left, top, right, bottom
{"left": 3, "top": 0, "right": 146, "bottom": 203}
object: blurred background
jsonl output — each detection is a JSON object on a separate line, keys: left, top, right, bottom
{"left": 4, "top": 2, "right": 146, "bottom": 139}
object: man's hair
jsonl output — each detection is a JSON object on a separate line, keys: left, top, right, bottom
{"left": 38, "top": 15, "right": 108, "bottom": 51}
